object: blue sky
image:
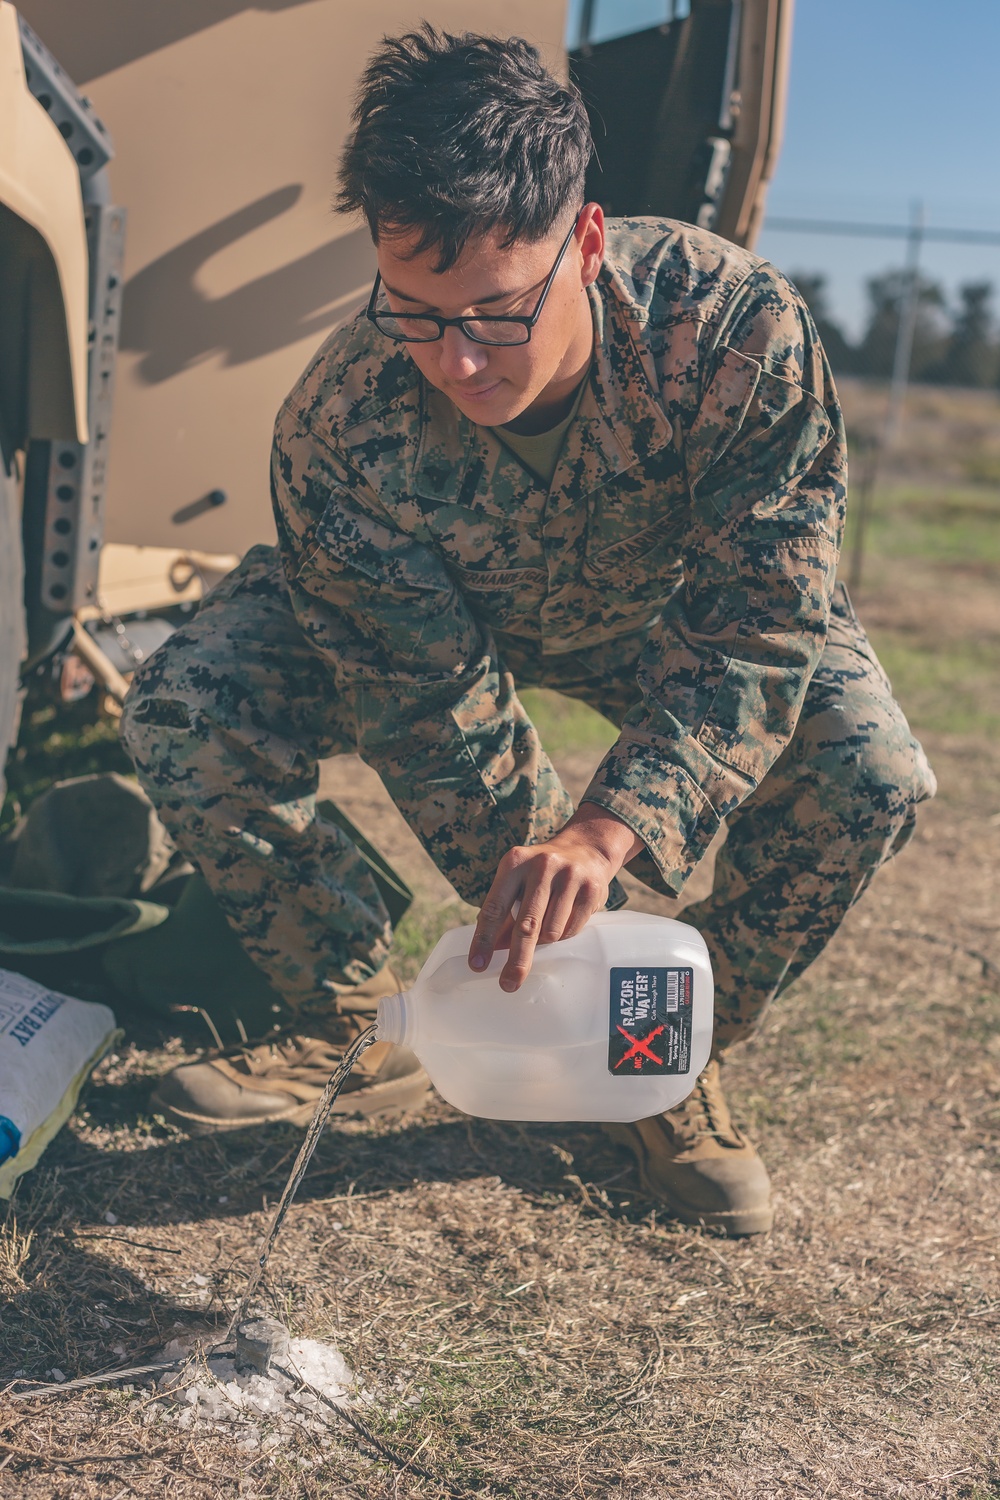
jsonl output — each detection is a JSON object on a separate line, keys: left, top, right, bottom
{"left": 758, "top": 0, "right": 1000, "bottom": 337}
{"left": 567, "top": 0, "right": 1000, "bottom": 338}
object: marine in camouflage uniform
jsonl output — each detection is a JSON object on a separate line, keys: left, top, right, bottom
{"left": 123, "top": 218, "right": 935, "bottom": 1062}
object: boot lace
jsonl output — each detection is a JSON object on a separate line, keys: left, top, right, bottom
{"left": 661, "top": 1062, "right": 742, "bottom": 1150}
{"left": 211, "top": 1005, "right": 368, "bottom": 1081}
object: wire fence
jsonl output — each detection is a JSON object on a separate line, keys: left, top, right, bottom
{"left": 767, "top": 210, "right": 1000, "bottom": 587}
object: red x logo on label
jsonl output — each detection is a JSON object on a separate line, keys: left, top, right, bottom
{"left": 614, "top": 1023, "right": 665, "bottom": 1070}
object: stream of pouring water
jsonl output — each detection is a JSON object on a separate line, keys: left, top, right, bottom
{"left": 226, "top": 1022, "right": 379, "bottom": 1336}
{"left": 14, "top": 1017, "right": 461, "bottom": 1494}
{"left": 217, "top": 1021, "right": 458, "bottom": 1493}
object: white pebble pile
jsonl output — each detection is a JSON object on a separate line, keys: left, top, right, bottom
{"left": 153, "top": 1334, "right": 354, "bottom": 1445}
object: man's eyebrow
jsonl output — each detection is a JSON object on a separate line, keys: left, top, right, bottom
{"left": 380, "top": 277, "right": 517, "bottom": 308}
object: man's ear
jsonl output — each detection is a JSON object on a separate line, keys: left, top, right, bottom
{"left": 577, "top": 202, "right": 605, "bottom": 288}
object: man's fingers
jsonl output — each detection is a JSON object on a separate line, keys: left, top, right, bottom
{"left": 537, "top": 875, "right": 578, "bottom": 946}
{"left": 492, "top": 913, "right": 516, "bottom": 952}
{"left": 468, "top": 845, "right": 613, "bottom": 987}
{"left": 561, "top": 886, "right": 603, "bottom": 942}
{"left": 469, "top": 857, "right": 526, "bottom": 969}
{"left": 498, "top": 882, "right": 551, "bottom": 991}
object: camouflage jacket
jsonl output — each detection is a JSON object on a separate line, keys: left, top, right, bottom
{"left": 271, "top": 219, "right": 846, "bottom": 903}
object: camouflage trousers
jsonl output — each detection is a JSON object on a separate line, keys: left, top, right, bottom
{"left": 121, "top": 545, "right": 936, "bottom": 1051}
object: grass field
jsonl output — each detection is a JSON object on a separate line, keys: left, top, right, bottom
{"left": 1, "top": 380, "right": 998, "bottom": 1498}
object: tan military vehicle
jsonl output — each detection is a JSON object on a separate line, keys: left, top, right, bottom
{"left": 0, "top": 0, "right": 792, "bottom": 795}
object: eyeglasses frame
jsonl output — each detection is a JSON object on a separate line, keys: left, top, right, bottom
{"left": 365, "top": 214, "right": 582, "bottom": 347}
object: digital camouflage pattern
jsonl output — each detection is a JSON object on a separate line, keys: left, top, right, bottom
{"left": 268, "top": 219, "right": 846, "bottom": 896}
{"left": 122, "top": 218, "right": 935, "bottom": 1041}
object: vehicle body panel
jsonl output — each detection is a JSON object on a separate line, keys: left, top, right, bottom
{"left": 0, "top": 0, "right": 88, "bottom": 452}
{"left": 15, "top": 1, "right": 569, "bottom": 554}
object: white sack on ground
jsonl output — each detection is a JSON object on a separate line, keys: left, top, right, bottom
{"left": 0, "top": 967, "right": 119, "bottom": 1196}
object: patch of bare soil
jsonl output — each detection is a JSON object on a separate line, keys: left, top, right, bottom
{"left": 1, "top": 592, "right": 998, "bottom": 1498}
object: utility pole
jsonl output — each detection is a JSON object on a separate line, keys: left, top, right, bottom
{"left": 849, "top": 199, "right": 924, "bottom": 590}
{"left": 883, "top": 199, "right": 924, "bottom": 448}
{"left": 764, "top": 201, "right": 1000, "bottom": 590}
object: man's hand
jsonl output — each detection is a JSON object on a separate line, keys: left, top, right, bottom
{"left": 468, "top": 803, "right": 644, "bottom": 992}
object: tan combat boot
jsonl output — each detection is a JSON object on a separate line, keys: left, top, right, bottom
{"left": 603, "top": 1059, "right": 773, "bottom": 1236}
{"left": 150, "top": 967, "right": 428, "bottom": 1133}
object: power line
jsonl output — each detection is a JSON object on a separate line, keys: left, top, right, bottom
{"left": 763, "top": 216, "right": 1000, "bottom": 246}
{"left": 761, "top": 207, "right": 1000, "bottom": 593}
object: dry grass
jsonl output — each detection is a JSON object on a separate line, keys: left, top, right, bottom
{"left": 838, "top": 377, "right": 1000, "bottom": 490}
{"left": 1, "top": 386, "right": 999, "bottom": 1499}
{"left": 3, "top": 737, "right": 997, "bottom": 1499}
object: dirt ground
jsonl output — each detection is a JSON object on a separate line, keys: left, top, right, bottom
{"left": 1, "top": 388, "right": 998, "bottom": 1497}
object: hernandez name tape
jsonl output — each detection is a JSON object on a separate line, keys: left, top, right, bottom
{"left": 0, "top": 968, "right": 119, "bottom": 1197}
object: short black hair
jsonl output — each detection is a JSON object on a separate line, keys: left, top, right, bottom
{"left": 337, "top": 27, "right": 592, "bottom": 271}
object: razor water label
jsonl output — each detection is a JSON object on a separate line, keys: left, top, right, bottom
{"left": 609, "top": 967, "right": 692, "bottom": 1076}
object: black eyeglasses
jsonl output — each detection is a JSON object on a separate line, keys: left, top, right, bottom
{"left": 366, "top": 216, "right": 580, "bottom": 347}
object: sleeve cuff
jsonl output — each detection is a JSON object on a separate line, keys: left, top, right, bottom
{"left": 581, "top": 745, "right": 726, "bottom": 897}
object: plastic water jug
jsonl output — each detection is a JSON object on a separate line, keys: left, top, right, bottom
{"left": 376, "top": 910, "right": 713, "bottom": 1122}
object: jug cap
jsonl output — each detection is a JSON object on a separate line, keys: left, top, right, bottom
{"left": 376, "top": 991, "right": 408, "bottom": 1047}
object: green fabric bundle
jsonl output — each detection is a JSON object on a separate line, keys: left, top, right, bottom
{"left": 1, "top": 774, "right": 412, "bottom": 1045}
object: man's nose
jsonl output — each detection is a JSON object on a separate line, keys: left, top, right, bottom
{"left": 437, "top": 325, "right": 489, "bottom": 383}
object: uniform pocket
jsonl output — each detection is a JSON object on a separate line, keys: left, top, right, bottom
{"left": 685, "top": 345, "right": 761, "bottom": 491}
{"left": 445, "top": 561, "right": 548, "bottom": 633}
{"left": 583, "top": 510, "right": 686, "bottom": 579}
{"left": 827, "top": 581, "right": 893, "bottom": 690}
{"left": 448, "top": 563, "right": 548, "bottom": 592}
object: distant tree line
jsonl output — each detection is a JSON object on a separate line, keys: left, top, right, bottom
{"left": 792, "top": 271, "right": 1000, "bottom": 388}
